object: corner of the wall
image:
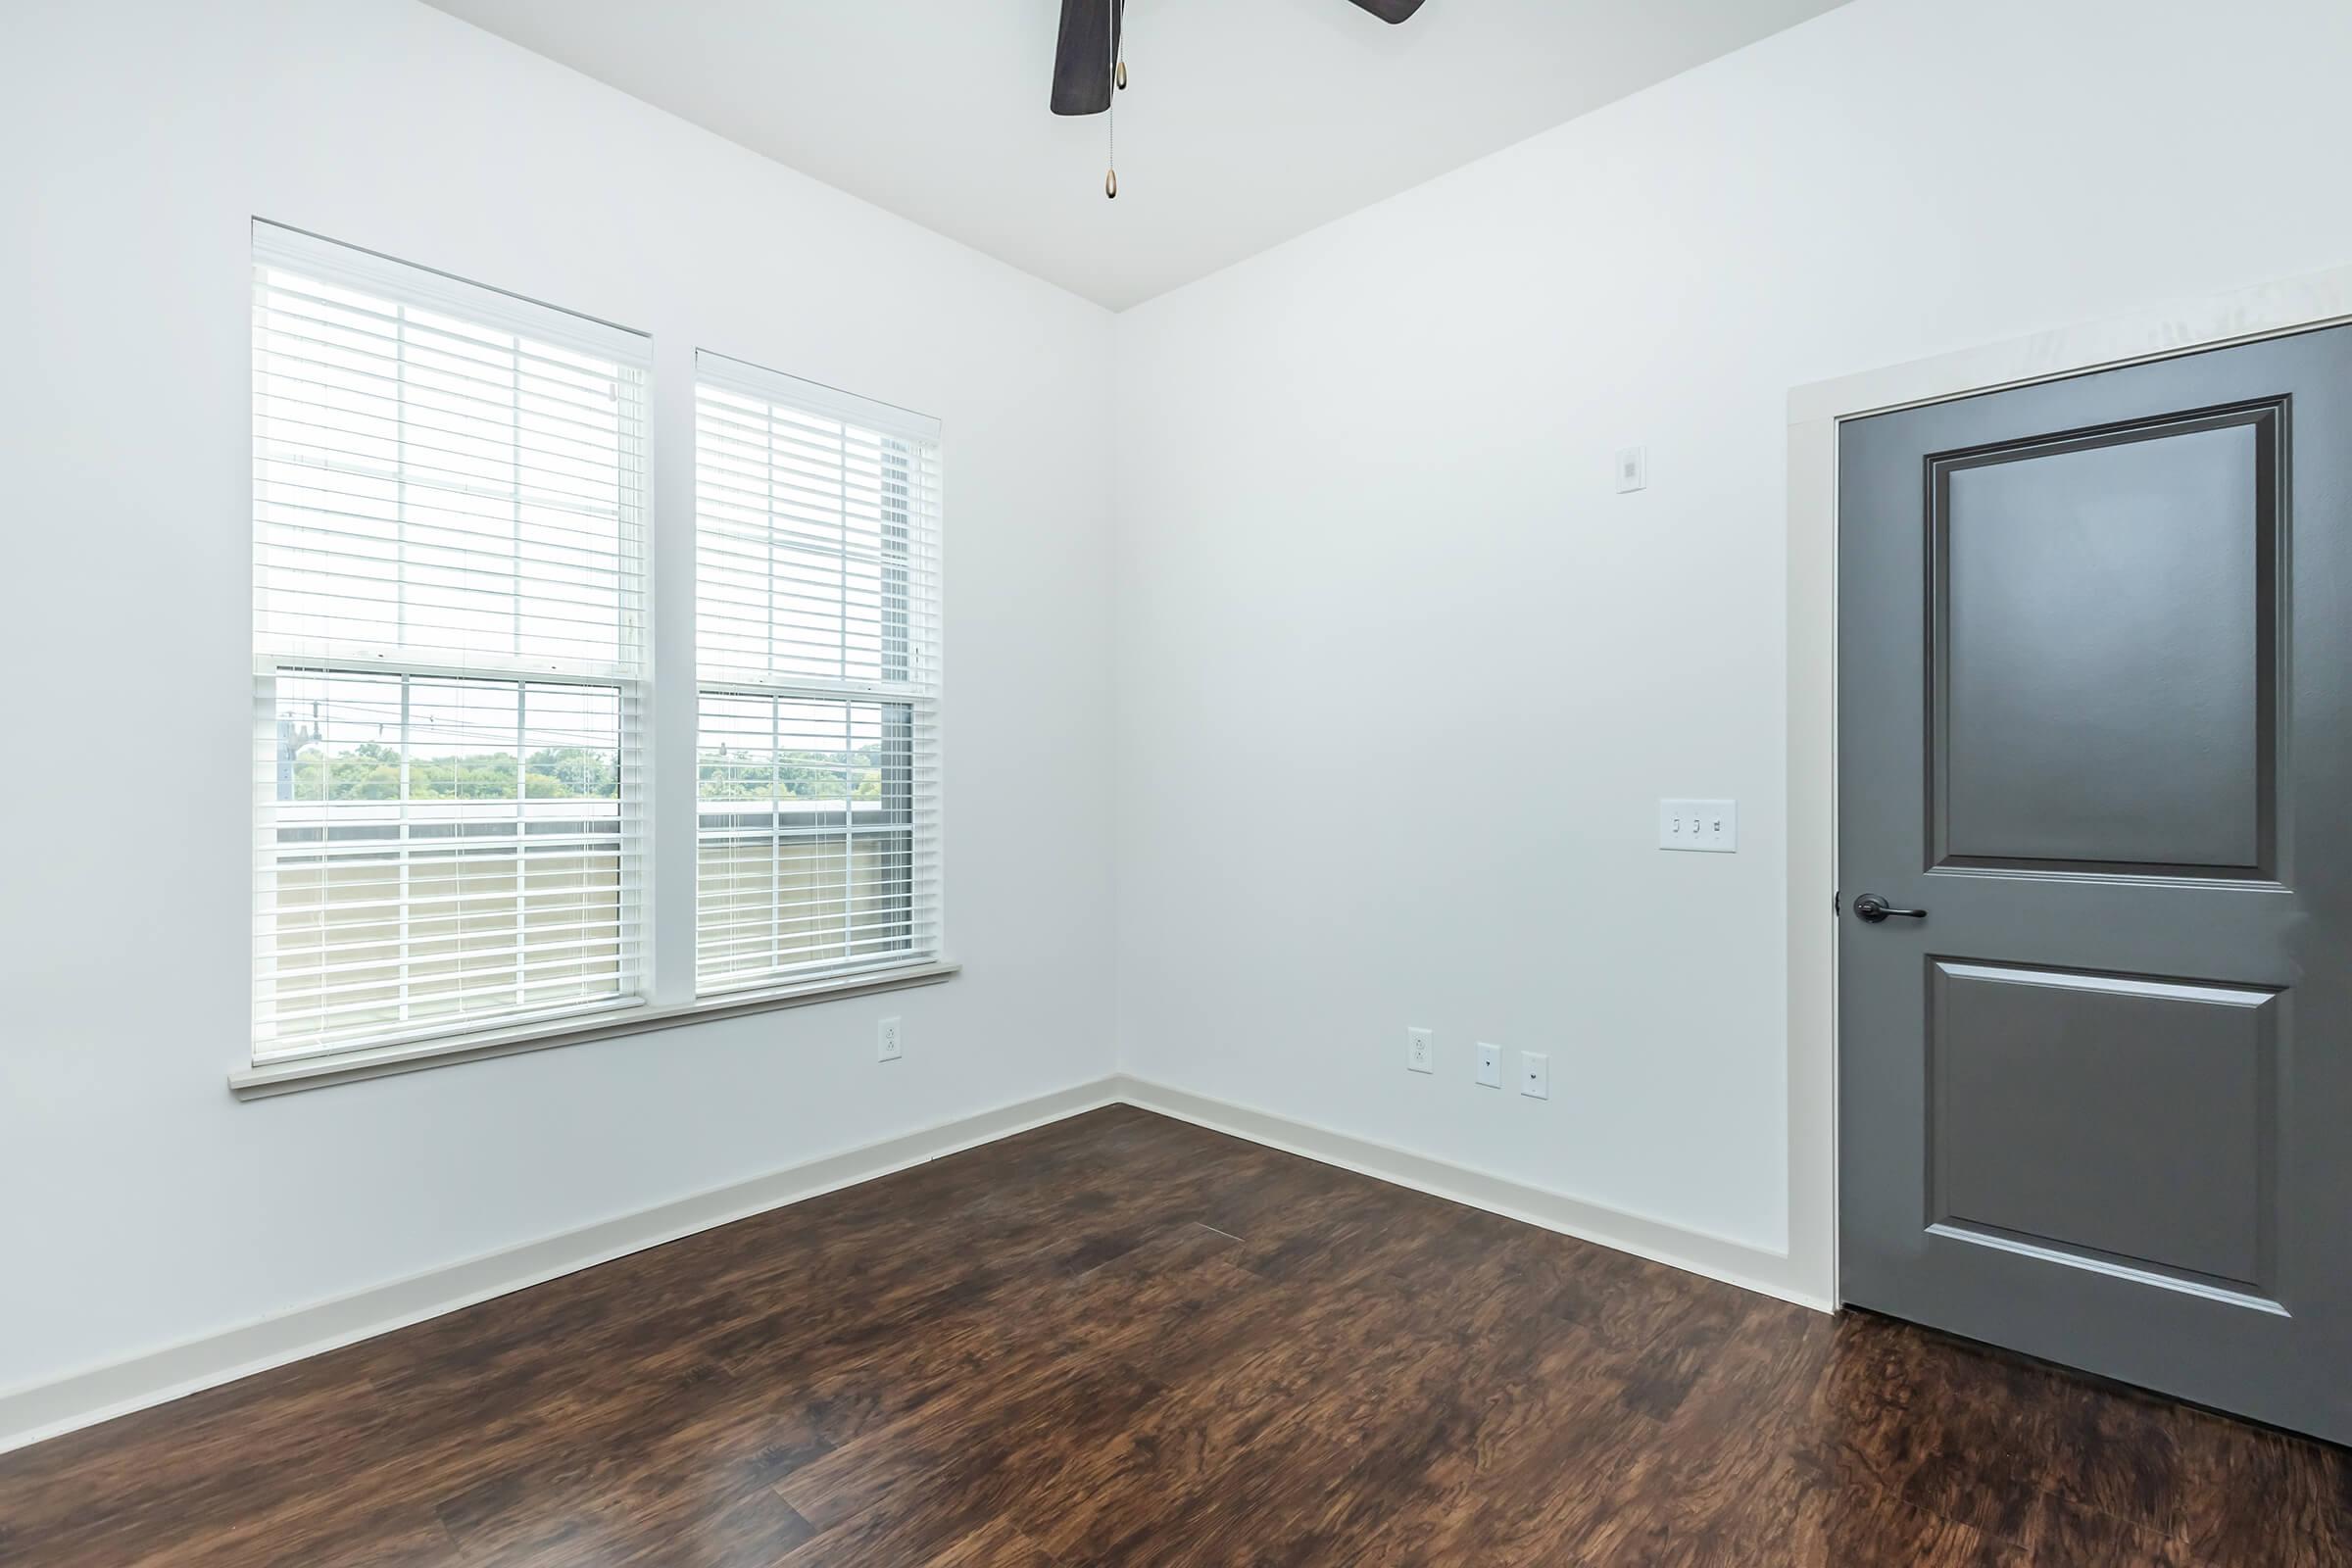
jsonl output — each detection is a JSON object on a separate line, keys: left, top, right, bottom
{"left": 1108, "top": 1073, "right": 1833, "bottom": 1314}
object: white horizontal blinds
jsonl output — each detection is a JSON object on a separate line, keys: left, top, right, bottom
{"left": 256, "top": 672, "right": 639, "bottom": 1054}
{"left": 694, "top": 362, "right": 943, "bottom": 689}
{"left": 253, "top": 225, "right": 646, "bottom": 678}
{"left": 252, "top": 223, "right": 651, "bottom": 1062}
{"left": 694, "top": 356, "right": 943, "bottom": 995}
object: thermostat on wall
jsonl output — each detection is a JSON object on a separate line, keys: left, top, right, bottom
{"left": 1616, "top": 445, "right": 1648, "bottom": 493}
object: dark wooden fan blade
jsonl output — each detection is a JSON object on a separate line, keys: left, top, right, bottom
{"left": 1348, "top": 0, "right": 1428, "bottom": 20}
{"left": 1051, "top": 0, "right": 1124, "bottom": 116}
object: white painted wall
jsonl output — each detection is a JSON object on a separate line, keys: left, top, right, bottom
{"left": 1111, "top": 0, "right": 2352, "bottom": 1270}
{"left": 0, "top": 0, "right": 1114, "bottom": 1395}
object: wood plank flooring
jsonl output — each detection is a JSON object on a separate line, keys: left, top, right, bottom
{"left": 1, "top": 1105, "right": 2346, "bottom": 1565}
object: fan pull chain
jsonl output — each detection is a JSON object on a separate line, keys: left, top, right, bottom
{"left": 1105, "top": 8, "right": 1120, "bottom": 198}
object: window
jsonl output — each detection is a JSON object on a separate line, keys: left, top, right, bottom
{"left": 694, "top": 354, "right": 943, "bottom": 995}
{"left": 240, "top": 227, "right": 951, "bottom": 1088}
{"left": 251, "top": 223, "right": 651, "bottom": 1062}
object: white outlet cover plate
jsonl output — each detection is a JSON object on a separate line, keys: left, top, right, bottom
{"left": 1406, "top": 1026, "right": 1435, "bottom": 1074}
{"left": 1476, "top": 1042, "right": 1502, "bottom": 1089}
{"left": 1615, "top": 445, "right": 1647, "bottom": 493}
{"left": 1658, "top": 798, "right": 1738, "bottom": 853}
{"left": 878, "top": 1016, "right": 903, "bottom": 1061}
{"left": 1519, "top": 1050, "right": 1550, "bottom": 1100}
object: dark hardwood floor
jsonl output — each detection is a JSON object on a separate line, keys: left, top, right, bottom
{"left": 2, "top": 1105, "right": 2346, "bottom": 1566}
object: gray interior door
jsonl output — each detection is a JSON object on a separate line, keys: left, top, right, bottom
{"left": 1838, "top": 324, "right": 2352, "bottom": 1445}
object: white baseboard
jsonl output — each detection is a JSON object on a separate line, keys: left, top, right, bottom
{"left": 2, "top": 1074, "right": 1825, "bottom": 1457}
{"left": 1112, "top": 1074, "right": 1832, "bottom": 1314}
{"left": 0, "top": 1079, "right": 1120, "bottom": 1457}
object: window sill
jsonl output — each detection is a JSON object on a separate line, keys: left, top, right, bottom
{"left": 227, "top": 961, "right": 962, "bottom": 1102}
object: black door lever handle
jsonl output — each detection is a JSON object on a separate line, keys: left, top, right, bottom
{"left": 1852, "top": 894, "right": 1927, "bottom": 923}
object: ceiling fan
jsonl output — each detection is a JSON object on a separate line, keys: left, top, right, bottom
{"left": 1051, "top": 0, "right": 1430, "bottom": 196}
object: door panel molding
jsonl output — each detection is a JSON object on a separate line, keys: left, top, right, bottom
{"left": 1926, "top": 404, "right": 2285, "bottom": 881}
{"left": 1924, "top": 956, "right": 2280, "bottom": 1296}
{"left": 1922, "top": 1222, "right": 2288, "bottom": 1316}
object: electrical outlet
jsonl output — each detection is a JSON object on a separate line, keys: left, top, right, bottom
{"left": 1658, "top": 798, "right": 1739, "bottom": 853}
{"left": 1519, "top": 1051, "right": 1550, "bottom": 1101}
{"left": 877, "top": 1016, "right": 903, "bottom": 1062}
{"left": 1406, "top": 1026, "right": 1435, "bottom": 1075}
{"left": 1476, "top": 1042, "right": 1502, "bottom": 1089}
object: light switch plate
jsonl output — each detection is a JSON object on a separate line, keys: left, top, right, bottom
{"left": 1615, "top": 445, "right": 1647, "bottom": 493}
{"left": 1658, "top": 798, "right": 1738, "bottom": 853}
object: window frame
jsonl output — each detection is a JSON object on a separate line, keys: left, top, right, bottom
{"left": 690, "top": 352, "right": 947, "bottom": 999}
{"left": 237, "top": 226, "right": 955, "bottom": 1099}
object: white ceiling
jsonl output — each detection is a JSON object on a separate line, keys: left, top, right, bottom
{"left": 422, "top": 0, "right": 1848, "bottom": 311}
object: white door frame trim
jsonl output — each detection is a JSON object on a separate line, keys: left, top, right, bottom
{"left": 1784, "top": 261, "right": 2352, "bottom": 1309}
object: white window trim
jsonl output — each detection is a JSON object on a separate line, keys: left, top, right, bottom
{"left": 228, "top": 960, "right": 961, "bottom": 1100}
{"left": 235, "top": 227, "right": 956, "bottom": 1099}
